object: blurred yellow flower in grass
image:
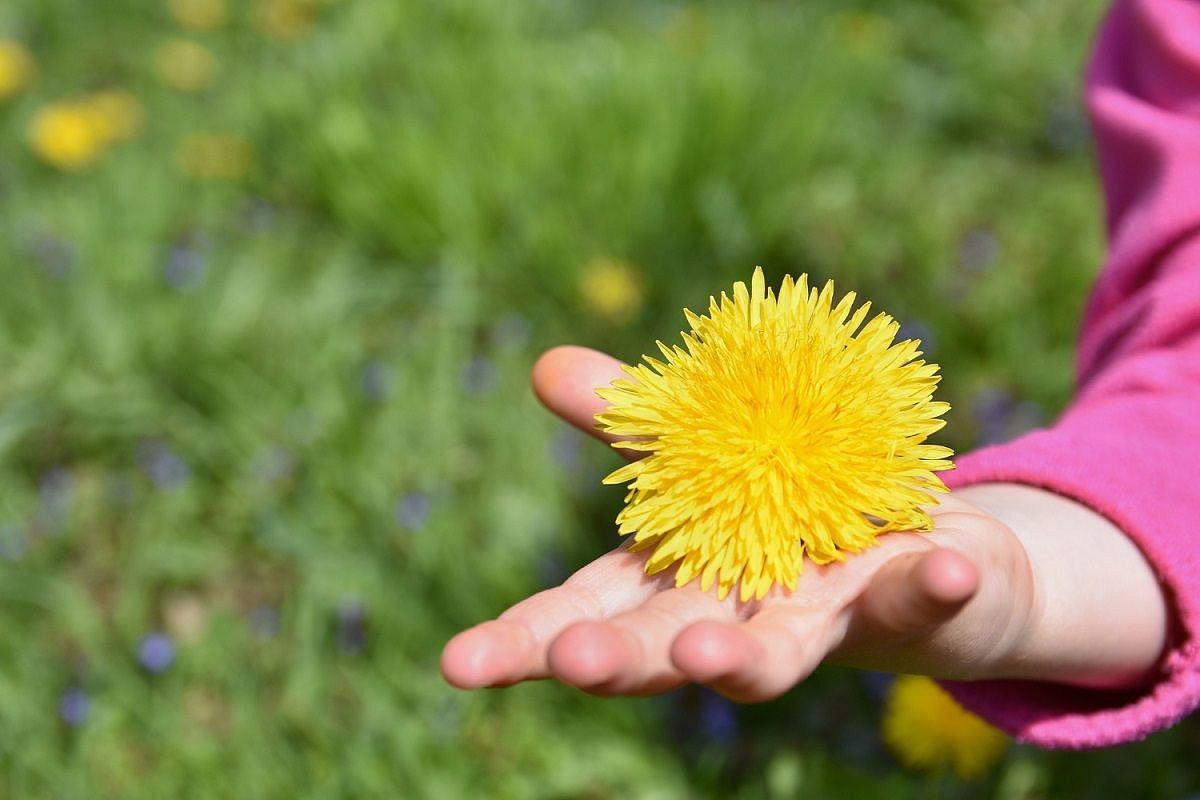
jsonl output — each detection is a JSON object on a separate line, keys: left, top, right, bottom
{"left": 252, "top": 0, "right": 316, "bottom": 40}
{"left": 28, "top": 90, "right": 142, "bottom": 171}
{"left": 169, "top": 0, "right": 227, "bottom": 32}
{"left": 0, "top": 40, "right": 34, "bottom": 100}
{"left": 155, "top": 38, "right": 217, "bottom": 93}
{"left": 176, "top": 132, "right": 253, "bottom": 179}
{"left": 597, "top": 268, "right": 952, "bottom": 602}
{"left": 836, "top": 11, "right": 897, "bottom": 57}
{"left": 883, "top": 675, "right": 1008, "bottom": 779}
{"left": 580, "top": 257, "right": 645, "bottom": 323}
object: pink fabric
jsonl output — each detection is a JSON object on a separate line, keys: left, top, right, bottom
{"left": 938, "top": 0, "right": 1200, "bottom": 749}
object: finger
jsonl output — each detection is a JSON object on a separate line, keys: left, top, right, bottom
{"left": 547, "top": 585, "right": 743, "bottom": 695}
{"left": 671, "top": 605, "right": 833, "bottom": 702}
{"left": 843, "top": 547, "right": 979, "bottom": 644}
{"left": 440, "top": 544, "right": 668, "bottom": 689}
{"left": 531, "top": 345, "right": 640, "bottom": 453}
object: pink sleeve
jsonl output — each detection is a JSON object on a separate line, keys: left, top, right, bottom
{"left": 937, "top": 0, "right": 1200, "bottom": 749}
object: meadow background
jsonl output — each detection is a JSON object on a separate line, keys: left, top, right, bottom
{"left": 1, "top": 0, "right": 1197, "bottom": 797}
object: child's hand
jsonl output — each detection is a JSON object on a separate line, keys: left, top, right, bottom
{"left": 441, "top": 347, "right": 1169, "bottom": 698}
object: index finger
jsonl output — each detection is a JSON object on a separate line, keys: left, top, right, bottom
{"left": 532, "top": 345, "right": 643, "bottom": 457}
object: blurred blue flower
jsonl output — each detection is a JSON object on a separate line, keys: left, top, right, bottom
{"left": 462, "top": 355, "right": 497, "bottom": 396}
{"left": 164, "top": 243, "right": 207, "bottom": 291}
{"left": 252, "top": 444, "right": 294, "bottom": 484}
{"left": 549, "top": 426, "right": 585, "bottom": 476}
{"left": 537, "top": 550, "right": 570, "bottom": 588}
{"left": 896, "top": 319, "right": 937, "bottom": 356}
{"left": 335, "top": 596, "right": 368, "bottom": 654}
{"left": 136, "top": 440, "right": 191, "bottom": 491}
{"left": 395, "top": 491, "right": 431, "bottom": 532}
{"left": 248, "top": 605, "right": 281, "bottom": 640}
{"left": 490, "top": 313, "right": 532, "bottom": 350}
{"left": 38, "top": 466, "right": 73, "bottom": 529}
{"left": 958, "top": 228, "right": 1000, "bottom": 274}
{"left": 359, "top": 360, "right": 394, "bottom": 403}
{"left": 137, "top": 631, "right": 176, "bottom": 673}
{"left": 428, "top": 694, "right": 464, "bottom": 743}
{"left": 697, "top": 688, "right": 740, "bottom": 745}
{"left": 23, "top": 232, "right": 76, "bottom": 280}
{"left": 237, "top": 197, "right": 278, "bottom": 233}
{"left": 859, "top": 670, "right": 895, "bottom": 701}
{"left": 971, "top": 387, "right": 1047, "bottom": 446}
{"left": 1045, "top": 102, "right": 1090, "bottom": 154}
{"left": 57, "top": 686, "right": 90, "bottom": 727}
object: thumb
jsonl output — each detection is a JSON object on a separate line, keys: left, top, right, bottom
{"left": 531, "top": 345, "right": 636, "bottom": 450}
{"left": 849, "top": 547, "right": 980, "bottom": 641}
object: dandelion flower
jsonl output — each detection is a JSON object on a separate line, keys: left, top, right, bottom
{"left": 882, "top": 675, "right": 1007, "bottom": 779}
{"left": 175, "top": 132, "right": 253, "bottom": 179}
{"left": 0, "top": 40, "right": 34, "bottom": 100}
{"left": 169, "top": 0, "right": 227, "bottom": 32}
{"left": 596, "top": 267, "right": 952, "bottom": 601}
{"left": 252, "top": 0, "right": 316, "bottom": 40}
{"left": 83, "top": 90, "right": 143, "bottom": 143}
{"left": 29, "top": 104, "right": 99, "bottom": 170}
{"left": 155, "top": 38, "right": 217, "bottom": 93}
{"left": 580, "top": 257, "right": 645, "bottom": 324}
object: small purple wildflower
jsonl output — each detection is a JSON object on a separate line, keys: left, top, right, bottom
{"left": 462, "top": 356, "right": 497, "bottom": 396}
{"left": 359, "top": 360, "right": 394, "bottom": 403}
{"left": 38, "top": 466, "right": 73, "bottom": 529}
{"left": 248, "top": 605, "right": 281, "bottom": 640}
{"left": 164, "top": 244, "right": 207, "bottom": 291}
{"left": 549, "top": 426, "right": 585, "bottom": 476}
{"left": 428, "top": 695, "right": 464, "bottom": 743}
{"left": 395, "top": 491, "right": 431, "bottom": 532}
{"left": 252, "top": 445, "right": 294, "bottom": 484}
{"left": 136, "top": 440, "right": 191, "bottom": 491}
{"left": 697, "top": 688, "right": 739, "bottom": 745}
{"left": 137, "top": 631, "right": 176, "bottom": 674}
{"left": 23, "top": 232, "right": 76, "bottom": 280}
{"left": 537, "top": 550, "right": 570, "bottom": 588}
{"left": 490, "top": 313, "right": 532, "bottom": 350}
{"left": 237, "top": 197, "right": 278, "bottom": 233}
{"left": 859, "top": 670, "right": 895, "bottom": 701}
{"left": 1045, "top": 102, "right": 1090, "bottom": 154}
{"left": 958, "top": 228, "right": 1000, "bottom": 274}
{"left": 896, "top": 319, "right": 937, "bottom": 356}
{"left": 334, "top": 596, "right": 368, "bottom": 655}
{"left": 971, "top": 387, "right": 1047, "bottom": 446}
{"left": 57, "top": 686, "right": 90, "bottom": 727}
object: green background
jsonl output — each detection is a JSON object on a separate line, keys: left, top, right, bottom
{"left": 1, "top": 0, "right": 1196, "bottom": 797}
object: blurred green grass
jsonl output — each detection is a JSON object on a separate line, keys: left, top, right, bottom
{"left": 1, "top": 0, "right": 1198, "bottom": 797}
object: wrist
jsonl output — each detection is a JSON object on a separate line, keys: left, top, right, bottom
{"left": 953, "top": 482, "right": 1169, "bottom": 689}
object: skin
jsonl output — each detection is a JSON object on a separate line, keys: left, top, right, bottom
{"left": 441, "top": 345, "right": 1171, "bottom": 701}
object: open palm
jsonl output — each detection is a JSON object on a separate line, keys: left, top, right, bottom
{"left": 442, "top": 346, "right": 1038, "bottom": 700}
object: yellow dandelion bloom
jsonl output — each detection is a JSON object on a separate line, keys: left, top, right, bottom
{"left": 175, "top": 132, "right": 253, "bottom": 179}
{"left": 155, "top": 38, "right": 217, "bottom": 93}
{"left": 28, "top": 90, "right": 142, "bottom": 171}
{"left": 252, "top": 0, "right": 316, "bottom": 40}
{"left": 836, "top": 12, "right": 897, "bottom": 57}
{"left": 882, "top": 675, "right": 1008, "bottom": 780}
{"left": 83, "top": 90, "right": 143, "bottom": 143}
{"left": 169, "top": 0, "right": 227, "bottom": 32}
{"left": 596, "top": 267, "right": 952, "bottom": 602}
{"left": 580, "top": 258, "right": 645, "bottom": 323}
{"left": 0, "top": 40, "right": 34, "bottom": 100}
{"left": 29, "top": 103, "right": 101, "bottom": 170}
